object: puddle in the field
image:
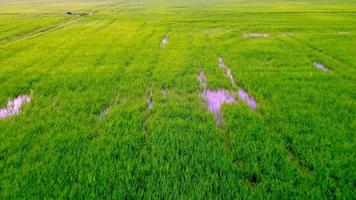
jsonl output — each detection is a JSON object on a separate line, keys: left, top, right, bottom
{"left": 0, "top": 95, "right": 31, "bottom": 119}
{"left": 218, "top": 57, "right": 235, "bottom": 86}
{"left": 147, "top": 90, "right": 153, "bottom": 110}
{"left": 160, "top": 34, "right": 168, "bottom": 48}
{"left": 197, "top": 71, "right": 236, "bottom": 125}
{"left": 98, "top": 107, "right": 109, "bottom": 121}
{"left": 242, "top": 33, "right": 270, "bottom": 38}
{"left": 202, "top": 89, "right": 236, "bottom": 124}
{"left": 238, "top": 88, "right": 257, "bottom": 110}
{"left": 313, "top": 62, "right": 329, "bottom": 72}
{"left": 218, "top": 57, "right": 227, "bottom": 68}
{"left": 197, "top": 71, "right": 207, "bottom": 90}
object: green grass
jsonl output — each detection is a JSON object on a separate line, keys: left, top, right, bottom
{"left": 0, "top": 0, "right": 355, "bottom": 199}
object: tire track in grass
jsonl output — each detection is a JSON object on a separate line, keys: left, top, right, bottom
{"left": 204, "top": 32, "right": 309, "bottom": 187}
{"left": 135, "top": 31, "right": 245, "bottom": 197}
{"left": 246, "top": 36, "right": 324, "bottom": 175}
{"left": 0, "top": 1, "right": 127, "bottom": 47}
{"left": 0, "top": 20, "right": 99, "bottom": 112}
{"left": 141, "top": 32, "right": 165, "bottom": 143}
{"left": 0, "top": 17, "right": 81, "bottom": 47}
{"left": 193, "top": 34, "right": 237, "bottom": 164}
{"left": 272, "top": 36, "right": 339, "bottom": 175}
{"left": 0, "top": 21, "right": 100, "bottom": 98}
{"left": 0, "top": 3, "right": 125, "bottom": 61}
{"left": 0, "top": 18, "right": 149, "bottom": 198}
{"left": 75, "top": 25, "right": 161, "bottom": 198}
{"left": 200, "top": 35, "right": 260, "bottom": 156}
{"left": 282, "top": 35, "right": 350, "bottom": 71}
{"left": 124, "top": 27, "right": 170, "bottom": 194}
{"left": 91, "top": 21, "right": 153, "bottom": 127}
{"left": 64, "top": 19, "right": 159, "bottom": 194}
{"left": 0, "top": 21, "right": 126, "bottom": 182}
{"left": 0, "top": 14, "right": 113, "bottom": 80}
{"left": 244, "top": 36, "right": 317, "bottom": 175}
{"left": 50, "top": 20, "right": 153, "bottom": 147}
{"left": 74, "top": 23, "right": 159, "bottom": 197}
{"left": 285, "top": 136, "right": 314, "bottom": 173}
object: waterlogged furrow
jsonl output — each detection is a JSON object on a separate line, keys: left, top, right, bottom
{"left": 218, "top": 57, "right": 236, "bottom": 86}
{"left": 146, "top": 89, "right": 153, "bottom": 110}
{"left": 242, "top": 33, "right": 270, "bottom": 38}
{"left": 218, "top": 57, "right": 257, "bottom": 110}
{"left": 134, "top": 31, "right": 244, "bottom": 196}
{"left": 197, "top": 71, "right": 207, "bottom": 90}
{"left": 160, "top": 33, "right": 169, "bottom": 48}
{"left": 197, "top": 71, "right": 236, "bottom": 125}
{"left": 238, "top": 88, "right": 257, "bottom": 110}
{"left": 313, "top": 62, "right": 329, "bottom": 72}
{"left": 0, "top": 94, "right": 31, "bottom": 119}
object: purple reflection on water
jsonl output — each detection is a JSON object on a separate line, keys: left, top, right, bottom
{"left": 202, "top": 89, "right": 236, "bottom": 114}
{"left": 238, "top": 88, "right": 257, "bottom": 110}
{"left": 313, "top": 62, "right": 329, "bottom": 72}
{"left": 0, "top": 95, "right": 31, "bottom": 119}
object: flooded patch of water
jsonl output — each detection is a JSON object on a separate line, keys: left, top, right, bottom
{"left": 225, "top": 67, "right": 235, "bottom": 86}
{"left": 160, "top": 34, "right": 169, "bottom": 48}
{"left": 0, "top": 95, "right": 31, "bottom": 119}
{"left": 147, "top": 90, "right": 153, "bottom": 110}
{"left": 97, "top": 107, "right": 110, "bottom": 122}
{"left": 218, "top": 57, "right": 235, "bottom": 86}
{"left": 242, "top": 33, "right": 270, "bottom": 38}
{"left": 202, "top": 89, "right": 236, "bottom": 124}
{"left": 218, "top": 57, "right": 227, "bottom": 68}
{"left": 238, "top": 88, "right": 257, "bottom": 110}
{"left": 313, "top": 62, "right": 329, "bottom": 72}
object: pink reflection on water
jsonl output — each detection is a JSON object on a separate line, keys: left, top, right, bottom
{"left": 202, "top": 89, "right": 236, "bottom": 114}
{"left": 238, "top": 88, "right": 257, "bottom": 110}
{"left": 0, "top": 95, "right": 31, "bottom": 119}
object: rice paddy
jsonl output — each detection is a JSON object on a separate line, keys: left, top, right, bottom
{"left": 0, "top": 0, "right": 355, "bottom": 199}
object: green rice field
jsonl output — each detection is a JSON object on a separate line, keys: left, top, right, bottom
{"left": 0, "top": 0, "right": 355, "bottom": 198}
